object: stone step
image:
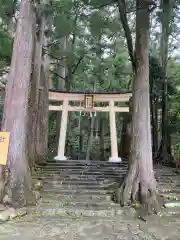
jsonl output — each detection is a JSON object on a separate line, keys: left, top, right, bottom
{"left": 33, "top": 177, "right": 124, "bottom": 185}
{"left": 41, "top": 193, "right": 112, "bottom": 202}
{"left": 35, "top": 170, "right": 127, "bottom": 176}
{"left": 42, "top": 183, "right": 111, "bottom": 190}
{"left": 39, "top": 169, "right": 126, "bottom": 173}
{"left": 41, "top": 160, "right": 128, "bottom": 166}
{"left": 37, "top": 161, "right": 128, "bottom": 166}
{"left": 41, "top": 179, "right": 120, "bottom": 185}
{"left": 159, "top": 188, "right": 180, "bottom": 194}
{"left": 35, "top": 167, "right": 177, "bottom": 176}
{"left": 33, "top": 206, "right": 124, "bottom": 217}
{"left": 40, "top": 199, "right": 118, "bottom": 209}
{"left": 42, "top": 188, "right": 108, "bottom": 195}
{"left": 36, "top": 166, "right": 128, "bottom": 171}
{"left": 164, "top": 201, "right": 180, "bottom": 208}
{"left": 161, "top": 192, "right": 180, "bottom": 201}
{"left": 160, "top": 173, "right": 178, "bottom": 177}
{"left": 33, "top": 174, "right": 172, "bottom": 183}
{"left": 33, "top": 173, "right": 126, "bottom": 179}
{"left": 36, "top": 166, "right": 126, "bottom": 171}
{"left": 42, "top": 183, "right": 180, "bottom": 194}
{"left": 32, "top": 176, "right": 123, "bottom": 184}
{"left": 158, "top": 184, "right": 179, "bottom": 189}
{"left": 159, "top": 207, "right": 180, "bottom": 217}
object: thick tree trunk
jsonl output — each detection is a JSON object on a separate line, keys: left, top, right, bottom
{"left": 36, "top": 12, "right": 51, "bottom": 161}
{"left": 116, "top": 0, "right": 161, "bottom": 215}
{"left": 0, "top": 0, "right": 35, "bottom": 207}
{"left": 158, "top": 0, "right": 172, "bottom": 163}
{"left": 28, "top": 5, "right": 45, "bottom": 166}
{"left": 36, "top": 65, "right": 49, "bottom": 160}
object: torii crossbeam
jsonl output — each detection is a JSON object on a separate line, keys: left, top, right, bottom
{"left": 48, "top": 90, "right": 132, "bottom": 162}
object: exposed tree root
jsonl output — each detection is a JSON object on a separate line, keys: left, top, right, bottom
{"left": 0, "top": 166, "right": 9, "bottom": 203}
{"left": 0, "top": 180, "right": 5, "bottom": 203}
{"left": 113, "top": 164, "right": 163, "bottom": 219}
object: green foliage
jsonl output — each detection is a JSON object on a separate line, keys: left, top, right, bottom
{"left": 0, "top": 28, "right": 12, "bottom": 65}
{"left": 0, "top": 0, "right": 180, "bottom": 159}
{"left": 175, "top": 142, "right": 180, "bottom": 157}
{"left": 46, "top": 0, "right": 180, "bottom": 159}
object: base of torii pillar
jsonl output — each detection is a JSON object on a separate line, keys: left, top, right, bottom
{"left": 54, "top": 156, "right": 67, "bottom": 161}
{"left": 109, "top": 157, "right": 122, "bottom": 163}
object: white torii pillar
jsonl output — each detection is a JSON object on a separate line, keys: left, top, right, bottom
{"left": 109, "top": 100, "right": 121, "bottom": 163}
{"left": 54, "top": 99, "right": 68, "bottom": 161}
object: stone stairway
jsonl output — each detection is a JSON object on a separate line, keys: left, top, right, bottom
{"left": 33, "top": 160, "right": 180, "bottom": 218}
{"left": 33, "top": 160, "right": 130, "bottom": 217}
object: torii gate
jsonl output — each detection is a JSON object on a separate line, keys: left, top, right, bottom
{"left": 49, "top": 90, "right": 132, "bottom": 162}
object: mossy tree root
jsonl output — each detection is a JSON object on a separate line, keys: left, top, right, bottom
{"left": 114, "top": 164, "right": 163, "bottom": 216}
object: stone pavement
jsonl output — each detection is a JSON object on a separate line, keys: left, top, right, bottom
{"left": 0, "top": 160, "right": 180, "bottom": 239}
{"left": 0, "top": 214, "right": 180, "bottom": 240}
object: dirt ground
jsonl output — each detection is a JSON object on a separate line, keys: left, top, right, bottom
{"left": 0, "top": 209, "right": 180, "bottom": 240}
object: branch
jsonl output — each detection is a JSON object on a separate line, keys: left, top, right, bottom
{"left": 44, "top": 39, "right": 61, "bottom": 48}
{"left": 117, "top": 0, "right": 135, "bottom": 70}
{"left": 71, "top": 55, "right": 84, "bottom": 75}
{"left": 43, "top": 48, "right": 66, "bottom": 61}
{"left": 95, "top": 0, "right": 117, "bottom": 9}
{"left": 49, "top": 70, "right": 65, "bottom": 80}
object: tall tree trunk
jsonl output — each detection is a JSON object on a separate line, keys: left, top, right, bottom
{"left": 36, "top": 65, "right": 49, "bottom": 160}
{"left": 119, "top": 99, "right": 132, "bottom": 160}
{"left": 78, "top": 114, "right": 85, "bottom": 160}
{"left": 56, "top": 37, "right": 67, "bottom": 148}
{"left": 116, "top": 0, "right": 161, "bottom": 214}
{"left": 0, "top": 0, "right": 35, "bottom": 207}
{"left": 65, "top": 15, "right": 78, "bottom": 154}
{"left": 158, "top": 0, "right": 172, "bottom": 163}
{"left": 28, "top": 2, "right": 45, "bottom": 166}
{"left": 65, "top": 36, "right": 75, "bottom": 155}
{"left": 36, "top": 6, "right": 51, "bottom": 161}
{"left": 151, "top": 96, "right": 158, "bottom": 157}
{"left": 86, "top": 115, "right": 95, "bottom": 161}
{"left": 100, "top": 116, "right": 105, "bottom": 161}
{"left": 119, "top": 113, "right": 132, "bottom": 159}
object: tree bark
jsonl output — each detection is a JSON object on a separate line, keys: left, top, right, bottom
{"left": 65, "top": 33, "right": 76, "bottom": 154}
{"left": 86, "top": 115, "right": 95, "bottom": 161}
{"left": 116, "top": 0, "right": 161, "bottom": 214}
{"left": 151, "top": 96, "right": 158, "bottom": 157}
{"left": 117, "top": 0, "right": 135, "bottom": 69}
{"left": 36, "top": 7, "right": 51, "bottom": 161}
{"left": 119, "top": 113, "right": 132, "bottom": 159}
{"left": 78, "top": 115, "right": 84, "bottom": 160}
{"left": 0, "top": 0, "right": 35, "bottom": 207}
{"left": 158, "top": 0, "right": 172, "bottom": 164}
{"left": 36, "top": 65, "right": 49, "bottom": 160}
{"left": 65, "top": 14, "right": 78, "bottom": 154}
{"left": 55, "top": 37, "right": 67, "bottom": 148}
{"left": 28, "top": 2, "right": 45, "bottom": 166}
{"left": 100, "top": 116, "right": 105, "bottom": 161}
